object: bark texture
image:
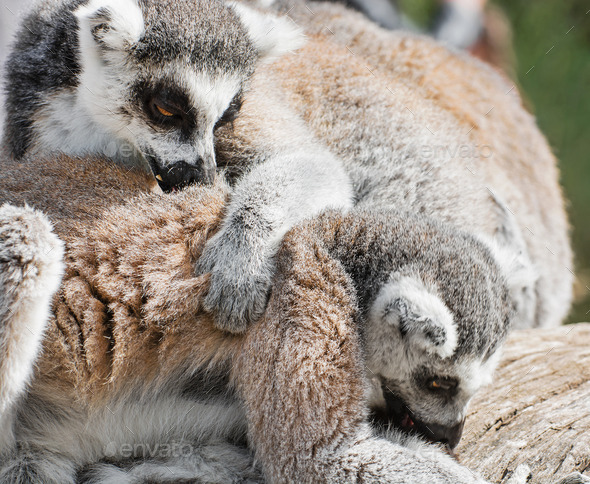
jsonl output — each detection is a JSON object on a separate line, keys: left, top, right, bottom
{"left": 457, "top": 323, "right": 590, "bottom": 483}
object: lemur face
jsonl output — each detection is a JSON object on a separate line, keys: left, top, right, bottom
{"left": 125, "top": 69, "right": 246, "bottom": 191}
{"left": 365, "top": 270, "right": 511, "bottom": 450}
{"left": 75, "top": 0, "right": 302, "bottom": 191}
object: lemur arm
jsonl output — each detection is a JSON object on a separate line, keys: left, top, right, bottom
{"left": 197, "top": 144, "right": 353, "bottom": 333}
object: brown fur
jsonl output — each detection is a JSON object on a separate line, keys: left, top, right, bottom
{"left": 0, "top": 152, "right": 238, "bottom": 405}
{"left": 0, "top": 3, "right": 571, "bottom": 479}
{"left": 1, "top": 152, "right": 497, "bottom": 482}
{"left": 229, "top": 0, "right": 572, "bottom": 328}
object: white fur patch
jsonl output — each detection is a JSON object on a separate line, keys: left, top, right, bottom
{"left": 456, "top": 348, "right": 502, "bottom": 395}
{"left": 231, "top": 2, "right": 305, "bottom": 60}
{"left": 75, "top": 0, "right": 145, "bottom": 51}
{"left": 370, "top": 275, "right": 458, "bottom": 358}
{"left": 27, "top": 394, "right": 246, "bottom": 466}
{"left": 181, "top": 70, "right": 243, "bottom": 131}
{"left": 70, "top": 0, "right": 147, "bottom": 167}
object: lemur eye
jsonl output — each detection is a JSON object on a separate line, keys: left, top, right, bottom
{"left": 155, "top": 104, "right": 174, "bottom": 117}
{"left": 148, "top": 97, "right": 185, "bottom": 125}
{"left": 427, "top": 378, "right": 458, "bottom": 392}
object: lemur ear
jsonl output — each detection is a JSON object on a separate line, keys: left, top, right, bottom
{"left": 75, "top": 0, "right": 145, "bottom": 52}
{"left": 371, "top": 276, "right": 458, "bottom": 358}
{"left": 231, "top": 3, "right": 305, "bottom": 61}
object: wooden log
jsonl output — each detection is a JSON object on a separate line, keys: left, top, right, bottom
{"left": 457, "top": 323, "right": 590, "bottom": 483}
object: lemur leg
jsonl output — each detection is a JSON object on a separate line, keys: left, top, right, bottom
{"left": 234, "top": 226, "right": 488, "bottom": 484}
{"left": 0, "top": 205, "right": 64, "bottom": 453}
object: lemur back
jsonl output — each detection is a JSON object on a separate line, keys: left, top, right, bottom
{"left": 214, "top": 0, "right": 572, "bottom": 330}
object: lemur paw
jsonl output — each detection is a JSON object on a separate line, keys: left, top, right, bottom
{"left": 197, "top": 233, "right": 274, "bottom": 334}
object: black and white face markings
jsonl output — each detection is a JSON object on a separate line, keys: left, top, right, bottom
{"left": 137, "top": 80, "right": 243, "bottom": 139}
{"left": 127, "top": 73, "right": 247, "bottom": 192}
{"left": 113, "top": 0, "right": 301, "bottom": 192}
{"left": 364, "top": 263, "right": 510, "bottom": 451}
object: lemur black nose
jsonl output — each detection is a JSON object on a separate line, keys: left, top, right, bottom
{"left": 414, "top": 418, "right": 465, "bottom": 450}
{"left": 150, "top": 159, "right": 216, "bottom": 192}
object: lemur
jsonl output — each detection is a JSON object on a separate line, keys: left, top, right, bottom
{"left": 0, "top": 150, "right": 523, "bottom": 483}
{"left": 0, "top": 0, "right": 573, "bottom": 481}
{"left": 2, "top": 0, "right": 572, "bottom": 336}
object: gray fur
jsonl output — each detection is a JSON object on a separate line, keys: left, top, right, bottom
{"left": 2, "top": 0, "right": 295, "bottom": 179}
{"left": 197, "top": 144, "right": 352, "bottom": 330}
{"left": 0, "top": 197, "right": 507, "bottom": 483}
{"left": 199, "top": 0, "right": 570, "bottom": 334}
{"left": 315, "top": 209, "right": 511, "bottom": 436}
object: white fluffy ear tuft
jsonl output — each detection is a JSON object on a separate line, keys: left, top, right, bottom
{"left": 231, "top": 3, "right": 305, "bottom": 61}
{"left": 75, "top": 0, "right": 144, "bottom": 52}
{"left": 371, "top": 276, "right": 458, "bottom": 358}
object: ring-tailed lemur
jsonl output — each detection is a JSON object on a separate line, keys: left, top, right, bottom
{"left": 2, "top": 0, "right": 571, "bottom": 334}
{"left": 0, "top": 151, "right": 530, "bottom": 483}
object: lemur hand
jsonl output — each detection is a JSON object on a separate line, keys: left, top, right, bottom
{"left": 197, "top": 148, "right": 352, "bottom": 333}
{"left": 197, "top": 219, "right": 276, "bottom": 333}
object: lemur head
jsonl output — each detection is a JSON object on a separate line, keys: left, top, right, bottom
{"left": 3, "top": 0, "right": 302, "bottom": 190}
{"left": 364, "top": 229, "right": 514, "bottom": 450}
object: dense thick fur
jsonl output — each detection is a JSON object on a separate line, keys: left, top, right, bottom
{"left": 2, "top": 0, "right": 572, "bottom": 334}
{"left": 249, "top": 0, "right": 572, "bottom": 332}
{"left": 0, "top": 0, "right": 573, "bottom": 480}
{"left": 0, "top": 150, "right": 519, "bottom": 482}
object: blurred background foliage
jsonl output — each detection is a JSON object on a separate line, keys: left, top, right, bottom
{"left": 400, "top": 0, "right": 590, "bottom": 323}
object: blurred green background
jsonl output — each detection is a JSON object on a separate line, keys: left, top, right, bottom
{"left": 401, "top": 0, "right": 590, "bottom": 323}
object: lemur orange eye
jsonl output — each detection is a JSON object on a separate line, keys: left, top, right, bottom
{"left": 146, "top": 94, "right": 187, "bottom": 127}
{"left": 427, "top": 378, "right": 458, "bottom": 392}
{"left": 155, "top": 104, "right": 174, "bottom": 117}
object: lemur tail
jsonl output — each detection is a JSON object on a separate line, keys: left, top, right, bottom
{"left": 0, "top": 204, "right": 64, "bottom": 451}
